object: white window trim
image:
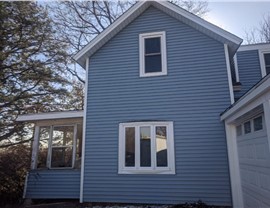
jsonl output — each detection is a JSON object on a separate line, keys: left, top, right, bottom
{"left": 35, "top": 124, "right": 78, "bottom": 170}
{"left": 139, "top": 31, "right": 167, "bottom": 77}
{"left": 118, "top": 121, "right": 175, "bottom": 174}
{"left": 259, "top": 49, "right": 270, "bottom": 77}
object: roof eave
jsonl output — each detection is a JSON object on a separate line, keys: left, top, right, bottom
{"left": 74, "top": 0, "right": 243, "bottom": 69}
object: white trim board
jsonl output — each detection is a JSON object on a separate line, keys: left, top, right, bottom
{"left": 73, "top": 0, "right": 242, "bottom": 68}
{"left": 224, "top": 44, "right": 235, "bottom": 104}
{"left": 238, "top": 43, "right": 270, "bottom": 52}
{"left": 17, "top": 111, "right": 83, "bottom": 122}
{"left": 80, "top": 57, "right": 89, "bottom": 203}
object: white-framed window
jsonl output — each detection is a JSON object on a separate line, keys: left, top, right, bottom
{"left": 36, "top": 124, "right": 82, "bottom": 169}
{"left": 259, "top": 50, "right": 270, "bottom": 77}
{"left": 118, "top": 121, "right": 175, "bottom": 174}
{"left": 139, "top": 31, "right": 167, "bottom": 77}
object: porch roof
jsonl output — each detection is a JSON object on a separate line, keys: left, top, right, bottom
{"left": 221, "top": 73, "right": 270, "bottom": 122}
{"left": 16, "top": 110, "right": 83, "bottom": 122}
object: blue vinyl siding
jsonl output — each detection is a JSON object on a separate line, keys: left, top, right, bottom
{"left": 26, "top": 170, "right": 80, "bottom": 199}
{"left": 84, "top": 7, "right": 232, "bottom": 206}
{"left": 235, "top": 50, "right": 262, "bottom": 99}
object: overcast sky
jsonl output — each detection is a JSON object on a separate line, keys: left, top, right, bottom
{"left": 206, "top": 1, "right": 270, "bottom": 42}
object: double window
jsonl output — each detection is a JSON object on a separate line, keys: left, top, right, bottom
{"left": 118, "top": 122, "right": 175, "bottom": 174}
{"left": 139, "top": 31, "right": 167, "bottom": 77}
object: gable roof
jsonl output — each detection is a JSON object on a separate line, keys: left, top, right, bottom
{"left": 73, "top": 0, "right": 243, "bottom": 68}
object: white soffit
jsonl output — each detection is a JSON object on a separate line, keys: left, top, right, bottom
{"left": 17, "top": 110, "right": 83, "bottom": 122}
{"left": 238, "top": 43, "right": 270, "bottom": 52}
{"left": 73, "top": 0, "right": 242, "bottom": 68}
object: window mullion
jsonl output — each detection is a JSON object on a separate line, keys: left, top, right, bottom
{"left": 47, "top": 126, "right": 53, "bottom": 169}
{"left": 72, "top": 124, "right": 77, "bottom": 168}
{"left": 135, "top": 126, "right": 140, "bottom": 169}
{"left": 151, "top": 125, "right": 156, "bottom": 170}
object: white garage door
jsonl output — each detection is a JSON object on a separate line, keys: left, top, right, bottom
{"left": 236, "top": 114, "right": 270, "bottom": 208}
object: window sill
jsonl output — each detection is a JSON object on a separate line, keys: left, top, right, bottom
{"left": 118, "top": 168, "right": 175, "bottom": 174}
{"left": 140, "top": 71, "right": 167, "bottom": 77}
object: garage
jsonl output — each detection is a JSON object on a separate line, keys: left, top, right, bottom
{"left": 236, "top": 113, "right": 270, "bottom": 207}
{"left": 221, "top": 75, "right": 270, "bottom": 207}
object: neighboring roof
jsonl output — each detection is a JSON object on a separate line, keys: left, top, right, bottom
{"left": 73, "top": 0, "right": 242, "bottom": 68}
{"left": 238, "top": 43, "right": 270, "bottom": 52}
{"left": 16, "top": 110, "right": 83, "bottom": 122}
{"left": 220, "top": 73, "right": 270, "bottom": 121}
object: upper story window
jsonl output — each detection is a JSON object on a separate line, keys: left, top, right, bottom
{"left": 259, "top": 50, "right": 270, "bottom": 77}
{"left": 118, "top": 121, "right": 175, "bottom": 174}
{"left": 139, "top": 31, "right": 167, "bottom": 77}
{"left": 264, "top": 53, "right": 270, "bottom": 75}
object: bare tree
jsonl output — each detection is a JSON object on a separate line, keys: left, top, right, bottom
{"left": 244, "top": 13, "right": 270, "bottom": 44}
{"left": 48, "top": 0, "right": 209, "bottom": 83}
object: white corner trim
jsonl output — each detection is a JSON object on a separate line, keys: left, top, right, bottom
{"left": 118, "top": 121, "right": 175, "bottom": 175}
{"left": 238, "top": 43, "right": 270, "bottom": 52}
{"left": 234, "top": 54, "right": 239, "bottom": 82}
{"left": 259, "top": 49, "right": 270, "bottom": 78}
{"left": 17, "top": 111, "right": 83, "bottom": 122}
{"left": 80, "top": 57, "right": 89, "bottom": 203}
{"left": 225, "top": 123, "right": 244, "bottom": 208}
{"left": 224, "top": 44, "right": 235, "bottom": 104}
{"left": 31, "top": 125, "right": 40, "bottom": 170}
{"left": 139, "top": 31, "right": 167, "bottom": 77}
{"left": 23, "top": 172, "right": 29, "bottom": 199}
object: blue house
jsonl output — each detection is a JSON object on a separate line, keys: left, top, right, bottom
{"left": 17, "top": 1, "right": 270, "bottom": 207}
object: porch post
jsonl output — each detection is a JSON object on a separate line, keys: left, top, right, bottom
{"left": 263, "top": 99, "right": 270, "bottom": 151}
{"left": 31, "top": 125, "right": 40, "bottom": 169}
{"left": 225, "top": 123, "right": 244, "bottom": 208}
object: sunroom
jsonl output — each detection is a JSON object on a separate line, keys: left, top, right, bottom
{"left": 17, "top": 110, "right": 83, "bottom": 199}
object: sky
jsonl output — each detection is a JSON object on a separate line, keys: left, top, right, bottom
{"left": 205, "top": 1, "right": 270, "bottom": 42}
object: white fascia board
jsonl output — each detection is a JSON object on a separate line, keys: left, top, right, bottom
{"left": 158, "top": 1, "right": 242, "bottom": 45}
{"left": 17, "top": 111, "right": 83, "bottom": 122}
{"left": 221, "top": 75, "right": 270, "bottom": 121}
{"left": 238, "top": 43, "right": 270, "bottom": 52}
{"left": 73, "top": 1, "right": 147, "bottom": 67}
{"left": 73, "top": 0, "right": 242, "bottom": 68}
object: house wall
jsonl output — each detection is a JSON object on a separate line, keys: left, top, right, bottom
{"left": 84, "top": 6, "right": 232, "bottom": 205}
{"left": 25, "top": 170, "right": 80, "bottom": 199}
{"left": 234, "top": 50, "right": 262, "bottom": 99}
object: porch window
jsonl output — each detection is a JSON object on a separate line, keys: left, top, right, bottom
{"left": 118, "top": 121, "right": 175, "bottom": 174}
{"left": 35, "top": 124, "right": 82, "bottom": 169}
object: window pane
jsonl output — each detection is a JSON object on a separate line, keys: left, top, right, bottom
{"left": 140, "top": 126, "right": 151, "bottom": 167}
{"left": 52, "top": 126, "right": 74, "bottom": 146}
{"left": 264, "top": 53, "right": 270, "bottom": 65}
{"left": 254, "top": 116, "right": 263, "bottom": 131}
{"left": 145, "top": 55, "right": 162, "bottom": 73}
{"left": 37, "top": 127, "right": 50, "bottom": 168}
{"left": 236, "top": 125, "right": 242, "bottom": 136}
{"left": 264, "top": 53, "right": 270, "bottom": 75}
{"left": 125, "top": 127, "right": 135, "bottom": 167}
{"left": 145, "top": 37, "right": 160, "bottom": 54}
{"left": 51, "top": 147, "right": 73, "bottom": 168}
{"left": 156, "top": 126, "right": 168, "bottom": 167}
{"left": 244, "top": 121, "right": 251, "bottom": 134}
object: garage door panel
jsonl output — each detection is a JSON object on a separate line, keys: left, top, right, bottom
{"left": 237, "top": 116, "right": 270, "bottom": 207}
